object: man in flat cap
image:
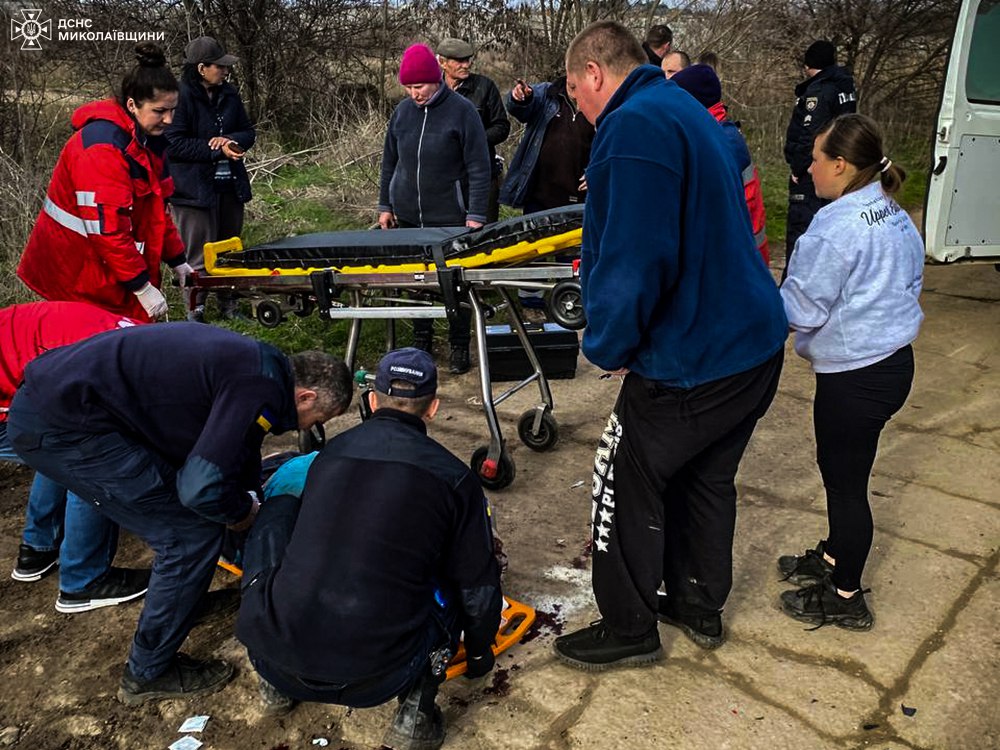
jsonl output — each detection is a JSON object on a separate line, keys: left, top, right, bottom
{"left": 436, "top": 37, "right": 510, "bottom": 225}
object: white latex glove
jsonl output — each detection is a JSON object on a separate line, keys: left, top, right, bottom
{"left": 134, "top": 282, "right": 168, "bottom": 318}
{"left": 173, "top": 262, "right": 194, "bottom": 287}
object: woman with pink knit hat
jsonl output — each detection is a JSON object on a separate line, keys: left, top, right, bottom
{"left": 378, "top": 43, "right": 491, "bottom": 375}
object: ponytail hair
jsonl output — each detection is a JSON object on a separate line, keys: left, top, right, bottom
{"left": 816, "top": 113, "right": 907, "bottom": 196}
{"left": 119, "top": 42, "right": 178, "bottom": 107}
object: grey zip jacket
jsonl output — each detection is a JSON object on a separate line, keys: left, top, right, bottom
{"left": 378, "top": 84, "right": 491, "bottom": 226}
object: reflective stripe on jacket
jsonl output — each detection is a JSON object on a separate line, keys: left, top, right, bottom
{"left": 17, "top": 99, "right": 186, "bottom": 321}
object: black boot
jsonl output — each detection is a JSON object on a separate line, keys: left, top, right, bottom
{"left": 382, "top": 673, "right": 445, "bottom": 750}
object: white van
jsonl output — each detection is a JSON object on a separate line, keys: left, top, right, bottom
{"left": 924, "top": 0, "right": 1000, "bottom": 263}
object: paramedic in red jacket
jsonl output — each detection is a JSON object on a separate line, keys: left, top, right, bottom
{"left": 0, "top": 302, "right": 150, "bottom": 612}
{"left": 672, "top": 64, "right": 770, "bottom": 265}
{"left": 17, "top": 42, "right": 192, "bottom": 322}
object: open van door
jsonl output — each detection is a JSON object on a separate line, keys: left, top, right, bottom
{"left": 924, "top": 0, "right": 1000, "bottom": 263}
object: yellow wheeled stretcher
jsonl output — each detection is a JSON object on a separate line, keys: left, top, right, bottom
{"left": 187, "top": 207, "right": 587, "bottom": 490}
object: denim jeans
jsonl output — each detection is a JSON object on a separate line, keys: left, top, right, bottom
{"left": 7, "top": 390, "right": 223, "bottom": 681}
{"left": 0, "top": 420, "right": 115, "bottom": 593}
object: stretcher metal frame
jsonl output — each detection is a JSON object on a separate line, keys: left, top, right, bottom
{"left": 186, "top": 210, "right": 586, "bottom": 489}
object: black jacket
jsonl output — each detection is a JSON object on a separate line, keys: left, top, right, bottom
{"left": 166, "top": 80, "right": 256, "bottom": 207}
{"left": 784, "top": 65, "right": 857, "bottom": 180}
{"left": 236, "top": 408, "right": 502, "bottom": 683}
{"left": 453, "top": 73, "right": 510, "bottom": 168}
{"left": 378, "top": 85, "right": 491, "bottom": 226}
{"left": 18, "top": 323, "right": 297, "bottom": 524}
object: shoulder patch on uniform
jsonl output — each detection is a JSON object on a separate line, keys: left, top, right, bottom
{"left": 805, "top": 97, "right": 818, "bottom": 112}
{"left": 80, "top": 120, "right": 130, "bottom": 151}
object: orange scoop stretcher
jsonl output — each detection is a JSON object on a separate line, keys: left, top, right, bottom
{"left": 217, "top": 560, "right": 535, "bottom": 681}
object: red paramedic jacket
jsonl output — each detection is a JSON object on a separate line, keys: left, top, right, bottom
{"left": 17, "top": 99, "right": 186, "bottom": 322}
{"left": 710, "top": 101, "right": 770, "bottom": 266}
{"left": 0, "top": 301, "right": 140, "bottom": 422}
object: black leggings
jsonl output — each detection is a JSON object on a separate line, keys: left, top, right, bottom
{"left": 815, "top": 345, "right": 914, "bottom": 591}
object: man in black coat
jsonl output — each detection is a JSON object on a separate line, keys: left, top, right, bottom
{"left": 436, "top": 37, "right": 511, "bottom": 224}
{"left": 783, "top": 40, "right": 857, "bottom": 278}
{"left": 237, "top": 347, "right": 501, "bottom": 750}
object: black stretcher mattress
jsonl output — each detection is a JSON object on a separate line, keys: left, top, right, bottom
{"left": 214, "top": 205, "right": 584, "bottom": 270}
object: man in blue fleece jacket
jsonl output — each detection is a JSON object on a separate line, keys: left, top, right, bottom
{"left": 7, "top": 323, "right": 352, "bottom": 704}
{"left": 552, "top": 21, "right": 788, "bottom": 671}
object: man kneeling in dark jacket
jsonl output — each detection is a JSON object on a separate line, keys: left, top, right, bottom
{"left": 236, "top": 347, "right": 502, "bottom": 750}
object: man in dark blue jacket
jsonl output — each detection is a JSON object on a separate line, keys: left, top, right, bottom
{"left": 783, "top": 40, "right": 857, "bottom": 278}
{"left": 552, "top": 21, "right": 787, "bottom": 671}
{"left": 237, "top": 347, "right": 501, "bottom": 750}
{"left": 7, "top": 323, "right": 352, "bottom": 704}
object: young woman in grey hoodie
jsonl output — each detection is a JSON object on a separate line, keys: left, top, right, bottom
{"left": 777, "top": 113, "right": 924, "bottom": 631}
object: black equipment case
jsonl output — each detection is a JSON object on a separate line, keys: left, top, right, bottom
{"left": 485, "top": 323, "right": 580, "bottom": 381}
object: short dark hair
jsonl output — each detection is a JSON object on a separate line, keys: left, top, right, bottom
{"left": 645, "top": 25, "right": 673, "bottom": 47}
{"left": 374, "top": 384, "right": 436, "bottom": 416}
{"left": 290, "top": 351, "right": 353, "bottom": 415}
{"left": 119, "top": 42, "right": 177, "bottom": 107}
{"left": 567, "top": 21, "right": 646, "bottom": 78}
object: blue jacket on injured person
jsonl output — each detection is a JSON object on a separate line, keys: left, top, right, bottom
{"left": 579, "top": 66, "right": 787, "bottom": 386}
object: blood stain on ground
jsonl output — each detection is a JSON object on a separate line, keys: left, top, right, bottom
{"left": 483, "top": 667, "right": 511, "bottom": 697}
{"left": 522, "top": 604, "right": 564, "bottom": 643}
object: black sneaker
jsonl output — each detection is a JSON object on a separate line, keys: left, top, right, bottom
{"left": 117, "top": 653, "right": 234, "bottom": 705}
{"left": 778, "top": 540, "right": 835, "bottom": 586}
{"left": 382, "top": 695, "right": 444, "bottom": 750}
{"left": 553, "top": 620, "right": 663, "bottom": 672}
{"left": 449, "top": 346, "right": 470, "bottom": 375}
{"left": 258, "top": 675, "right": 296, "bottom": 715}
{"left": 55, "top": 567, "right": 151, "bottom": 614}
{"left": 780, "top": 577, "right": 874, "bottom": 631}
{"left": 656, "top": 594, "right": 724, "bottom": 649}
{"left": 11, "top": 544, "right": 59, "bottom": 582}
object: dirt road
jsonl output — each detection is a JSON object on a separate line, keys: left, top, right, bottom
{"left": 0, "top": 262, "right": 996, "bottom": 749}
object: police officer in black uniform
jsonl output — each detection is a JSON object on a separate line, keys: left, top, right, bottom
{"left": 783, "top": 40, "right": 857, "bottom": 279}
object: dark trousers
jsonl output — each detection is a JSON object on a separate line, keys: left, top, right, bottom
{"left": 173, "top": 195, "right": 245, "bottom": 310}
{"left": 815, "top": 346, "right": 914, "bottom": 592}
{"left": 397, "top": 218, "right": 472, "bottom": 350}
{"left": 591, "top": 350, "right": 783, "bottom": 637}
{"left": 242, "top": 494, "right": 457, "bottom": 707}
{"left": 7, "top": 388, "right": 222, "bottom": 681}
{"left": 784, "top": 178, "right": 828, "bottom": 281}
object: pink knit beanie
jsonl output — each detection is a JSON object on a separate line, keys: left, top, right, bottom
{"left": 399, "top": 44, "right": 441, "bottom": 85}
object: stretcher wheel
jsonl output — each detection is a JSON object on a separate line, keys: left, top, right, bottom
{"left": 471, "top": 446, "right": 516, "bottom": 490}
{"left": 517, "top": 409, "right": 559, "bottom": 452}
{"left": 256, "top": 300, "right": 283, "bottom": 328}
{"left": 298, "top": 423, "right": 325, "bottom": 453}
{"left": 293, "top": 297, "right": 315, "bottom": 318}
{"left": 549, "top": 280, "right": 585, "bottom": 330}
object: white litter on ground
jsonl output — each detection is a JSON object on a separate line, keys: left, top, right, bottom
{"left": 169, "top": 737, "right": 203, "bottom": 750}
{"left": 177, "top": 716, "right": 209, "bottom": 733}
